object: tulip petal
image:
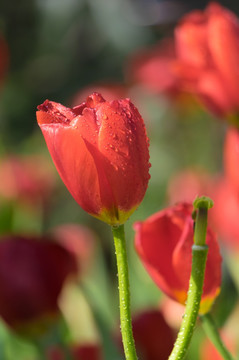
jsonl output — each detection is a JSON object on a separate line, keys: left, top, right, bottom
{"left": 175, "top": 10, "right": 209, "bottom": 68}
{"left": 97, "top": 99, "right": 150, "bottom": 215}
{"left": 38, "top": 122, "right": 103, "bottom": 216}
{"left": 207, "top": 4, "right": 239, "bottom": 105}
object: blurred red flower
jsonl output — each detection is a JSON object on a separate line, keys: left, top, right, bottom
{"left": 0, "top": 155, "right": 56, "bottom": 205}
{"left": 134, "top": 203, "right": 221, "bottom": 314}
{"left": 72, "top": 343, "right": 103, "bottom": 360}
{"left": 0, "top": 235, "right": 77, "bottom": 331}
{"left": 223, "top": 127, "right": 239, "bottom": 193}
{"left": 127, "top": 3, "right": 239, "bottom": 118}
{"left": 175, "top": 2, "right": 239, "bottom": 117}
{"left": 131, "top": 309, "right": 175, "bottom": 360}
{"left": 37, "top": 93, "right": 150, "bottom": 226}
{"left": 46, "top": 343, "right": 103, "bottom": 360}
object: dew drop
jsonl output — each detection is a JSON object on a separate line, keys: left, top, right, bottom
{"left": 126, "top": 110, "right": 132, "bottom": 118}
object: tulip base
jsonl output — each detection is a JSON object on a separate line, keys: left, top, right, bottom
{"left": 111, "top": 224, "right": 138, "bottom": 360}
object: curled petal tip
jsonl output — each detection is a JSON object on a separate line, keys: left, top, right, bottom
{"left": 86, "top": 93, "right": 106, "bottom": 108}
{"left": 37, "top": 100, "right": 51, "bottom": 112}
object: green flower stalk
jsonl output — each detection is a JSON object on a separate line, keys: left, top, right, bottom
{"left": 112, "top": 225, "right": 138, "bottom": 360}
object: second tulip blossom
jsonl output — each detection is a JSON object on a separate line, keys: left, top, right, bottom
{"left": 37, "top": 93, "right": 150, "bottom": 226}
{"left": 175, "top": 2, "right": 239, "bottom": 117}
{"left": 134, "top": 203, "right": 222, "bottom": 314}
{"left": 128, "top": 3, "right": 239, "bottom": 119}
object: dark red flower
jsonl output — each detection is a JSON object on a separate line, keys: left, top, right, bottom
{"left": 134, "top": 203, "right": 222, "bottom": 314}
{"left": 46, "top": 343, "right": 103, "bottom": 360}
{"left": 72, "top": 343, "right": 103, "bottom": 360}
{"left": 36, "top": 93, "right": 150, "bottom": 225}
{"left": 0, "top": 235, "right": 77, "bottom": 331}
{"left": 132, "top": 309, "right": 175, "bottom": 360}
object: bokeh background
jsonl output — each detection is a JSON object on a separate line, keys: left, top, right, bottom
{"left": 0, "top": 0, "right": 239, "bottom": 359}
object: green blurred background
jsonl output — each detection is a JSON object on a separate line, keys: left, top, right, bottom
{"left": 0, "top": 0, "right": 239, "bottom": 359}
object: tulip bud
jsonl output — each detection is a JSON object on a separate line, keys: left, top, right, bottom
{"left": 134, "top": 203, "right": 221, "bottom": 314}
{"left": 36, "top": 93, "right": 150, "bottom": 226}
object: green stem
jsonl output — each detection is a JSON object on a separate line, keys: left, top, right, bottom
{"left": 112, "top": 224, "right": 137, "bottom": 360}
{"left": 169, "top": 196, "right": 213, "bottom": 360}
{"left": 169, "top": 244, "right": 208, "bottom": 360}
{"left": 200, "top": 313, "right": 234, "bottom": 360}
{"left": 194, "top": 207, "right": 208, "bottom": 246}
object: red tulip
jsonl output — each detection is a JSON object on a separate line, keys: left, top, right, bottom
{"left": 134, "top": 203, "right": 221, "bottom": 314}
{"left": 129, "top": 3, "right": 239, "bottom": 118}
{"left": 72, "top": 343, "right": 103, "bottom": 360}
{"left": 46, "top": 343, "right": 103, "bottom": 360}
{"left": 131, "top": 309, "right": 175, "bottom": 360}
{"left": 36, "top": 93, "right": 150, "bottom": 226}
{"left": 0, "top": 235, "right": 77, "bottom": 331}
{"left": 175, "top": 3, "right": 239, "bottom": 117}
{"left": 224, "top": 127, "right": 239, "bottom": 193}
